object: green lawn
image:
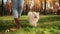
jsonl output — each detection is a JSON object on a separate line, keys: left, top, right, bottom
{"left": 0, "top": 15, "right": 60, "bottom": 34}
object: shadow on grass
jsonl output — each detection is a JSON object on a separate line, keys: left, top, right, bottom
{"left": 38, "top": 15, "right": 60, "bottom": 29}
{"left": 0, "top": 20, "right": 30, "bottom": 32}
{"left": 38, "top": 15, "right": 60, "bottom": 23}
{"left": 0, "top": 20, "right": 15, "bottom": 31}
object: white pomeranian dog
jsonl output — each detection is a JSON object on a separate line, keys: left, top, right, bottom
{"left": 27, "top": 11, "right": 39, "bottom": 27}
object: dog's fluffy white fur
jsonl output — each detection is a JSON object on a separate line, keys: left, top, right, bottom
{"left": 27, "top": 11, "right": 39, "bottom": 27}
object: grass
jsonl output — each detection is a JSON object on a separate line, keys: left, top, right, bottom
{"left": 0, "top": 15, "right": 60, "bottom": 34}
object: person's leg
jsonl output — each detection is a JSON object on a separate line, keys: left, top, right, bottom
{"left": 18, "top": 7, "right": 22, "bottom": 17}
{"left": 11, "top": 0, "right": 21, "bottom": 28}
{"left": 17, "top": 0, "right": 24, "bottom": 22}
{"left": 15, "top": 0, "right": 24, "bottom": 28}
{"left": 12, "top": 8, "right": 20, "bottom": 28}
{"left": 16, "top": 0, "right": 23, "bottom": 28}
{"left": 18, "top": 0, "right": 24, "bottom": 17}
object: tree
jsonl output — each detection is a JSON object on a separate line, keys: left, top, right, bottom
{"left": 44, "top": 0, "right": 46, "bottom": 14}
{"left": 0, "top": 0, "right": 2, "bottom": 16}
{"left": 1, "top": 0, "right": 4, "bottom": 16}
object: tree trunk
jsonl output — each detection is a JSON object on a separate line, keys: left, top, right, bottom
{"left": 1, "top": 0, "right": 4, "bottom": 16}
{"left": 59, "top": 0, "right": 60, "bottom": 7}
{"left": 44, "top": 0, "right": 46, "bottom": 15}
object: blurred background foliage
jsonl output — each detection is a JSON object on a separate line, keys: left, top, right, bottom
{"left": 0, "top": 0, "right": 60, "bottom": 16}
